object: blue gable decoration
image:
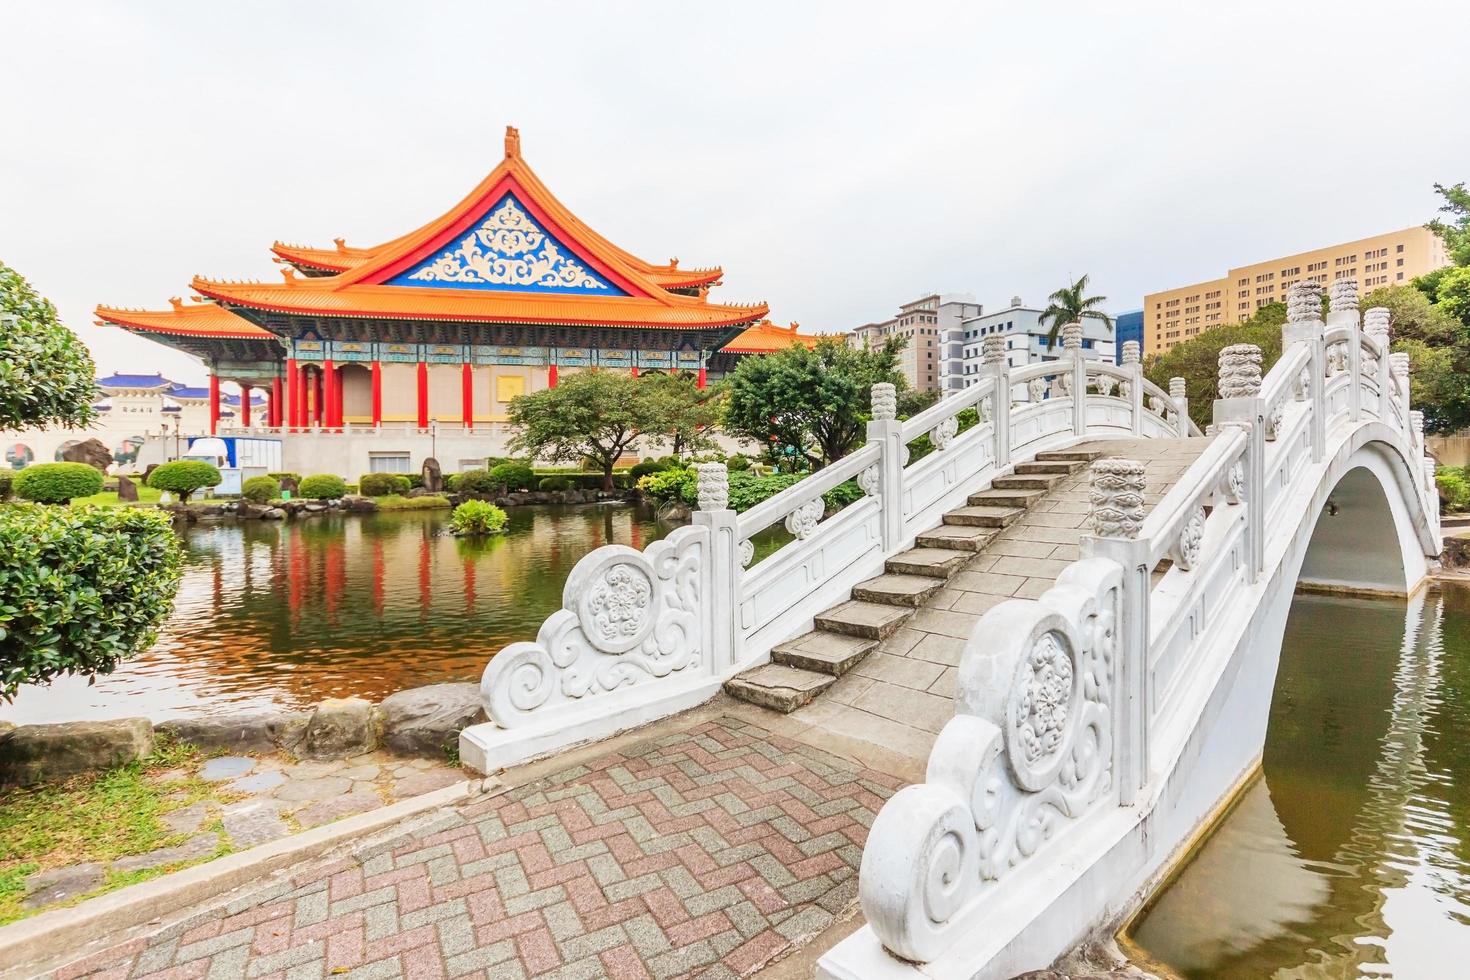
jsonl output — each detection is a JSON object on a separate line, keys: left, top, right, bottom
{"left": 385, "top": 193, "right": 625, "bottom": 296}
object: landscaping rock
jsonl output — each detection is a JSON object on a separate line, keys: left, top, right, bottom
{"left": 199, "top": 756, "right": 255, "bottom": 781}
{"left": 293, "top": 791, "right": 382, "bottom": 829}
{"left": 300, "top": 698, "right": 377, "bottom": 760}
{"left": 341, "top": 495, "right": 379, "bottom": 514}
{"left": 113, "top": 832, "right": 219, "bottom": 872}
{"left": 0, "top": 718, "right": 154, "bottom": 786}
{"left": 220, "top": 799, "right": 290, "bottom": 848}
{"left": 60, "top": 437, "right": 113, "bottom": 472}
{"left": 260, "top": 507, "right": 286, "bottom": 520}
{"left": 374, "top": 682, "right": 485, "bottom": 756}
{"left": 24, "top": 863, "right": 105, "bottom": 907}
{"left": 161, "top": 802, "right": 211, "bottom": 834}
{"left": 117, "top": 475, "right": 139, "bottom": 502}
{"left": 156, "top": 710, "right": 307, "bottom": 754}
{"left": 422, "top": 457, "right": 443, "bottom": 493}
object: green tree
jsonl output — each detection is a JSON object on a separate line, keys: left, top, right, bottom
{"left": 643, "top": 371, "right": 721, "bottom": 456}
{"left": 1038, "top": 274, "right": 1114, "bottom": 349}
{"left": 1144, "top": 303, "right": 1287, "bottom": 430}
{"left": 507, "top": 370, "right": 667, "bottom": 489}
{"left": 147, "top": 460, "right": 222, "bottom": 502}
{"left": 723, "top": 337, "right": 905, "bottom": 468}
{"left": 0, "top": 262, "right": 98, "bottom": 430}
{"left": 1427, "top": 181, "right": 1470, "bottom": 267}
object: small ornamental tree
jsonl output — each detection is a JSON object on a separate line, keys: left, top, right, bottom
{"left": 13, "top": 462, "right": 104, "bottom": 503}
{"left": 147, "top": 460, "right": 222, "bottom": 502}
{"left": 486, "top": 461, "right": 534, "bottom": 492}
{"left": 0, "top": 262, "right": 99, "bottom": 430}
{"left": 358, "top": 472, "right": 410, "bottom": 497}
{"left": 241, "top": 475, "right": 281, "bottom": 503}
{"left": 508, "top": 371, "right": 671, "bottom": 490}
{"left": 298, "top": 473, "right": 348, "bottom": 500}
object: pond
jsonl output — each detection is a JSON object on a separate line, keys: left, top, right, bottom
{"left": 1126, "top": 585, "right": 1470, "bottom": 977}
{"left": 2, "top": 503, "right": 674, "bottom": 724}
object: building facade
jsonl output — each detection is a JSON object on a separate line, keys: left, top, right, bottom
{"left": 1114, "top": 310, "right": 1143, "bottom": 365}
{"left": 956, "top": 298, "right": 1116, "bottom": 385}
{"left": 1143, "top": 226, "right": 1450, "bottom": 354}
{"left": 850, "top": 293, "right": 981, "bottom": 393}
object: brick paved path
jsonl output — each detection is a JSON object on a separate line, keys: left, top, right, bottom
{"left": 58, "top": 717, "right": 899, "bottom": 980}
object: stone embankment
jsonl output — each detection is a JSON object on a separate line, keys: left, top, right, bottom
{"left": 162, "top": 488, "right": 632, "bottom": 522}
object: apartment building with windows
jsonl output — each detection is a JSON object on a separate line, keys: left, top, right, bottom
{"left": 850, "top": 293, "right": 981, "bottom": 393}
{"left": 956, "top": 297, "right": 1116, "bottom": 386}
{"left": 1144, "top": 226, "right": 1450, "bottom": 354}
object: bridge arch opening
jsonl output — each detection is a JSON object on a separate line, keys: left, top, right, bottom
{"left": 1297, "top": 463, "right": 1415, "bottom": 596}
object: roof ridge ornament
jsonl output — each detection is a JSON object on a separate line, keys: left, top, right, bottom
{"left": 505, "top": 125, "right": 521, "bottom": 160}
{"left": 168, "top": 296, "right": 183, "bottom": 312}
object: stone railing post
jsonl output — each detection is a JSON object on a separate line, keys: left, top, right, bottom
{"left": 1063, "top": 322, "right": 1086, "bottom": 436}
{"left": 868, "top": 383, "right": 905, "bottom": 552}
{"left": 1389, "top": 352, "right": 1411, "bottom": 426}
{"left": 1215, "top": 343, "right": 1265, "bottom": 580}
{"left": 1329, "top": 278, "right": 1363, "bottom": 421}
{"left": 1122, "top": 341, "right": 1143, "bottom": 436}
{"left": 1365, "top": 307, "right": 1393, "bottom": 421}
{"left": 1080, "top": 458, "right": 1148, "bottom": 803}
{"left": 692, "top": 463, "right": 739, "bottom": 674}
{"left": 982, "top": 336, "right": 1011, "bottom": 470}
{"left": 1168, "top": 377, "right": 1189, "bottom": 436}
{"left": 1284, "top": 281, "right": 1327, "bottom": 463}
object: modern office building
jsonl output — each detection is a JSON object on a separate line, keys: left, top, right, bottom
{"left": 956, "top": 297, "right": 1116, "bottom": 386}
{"left": 851, "top": 294, "right": 981, "bottom": 393}
{"left": 1143, "top": 226, "right": 1450, "bottom": 354}
{"left": 1114, "top": 310, "right": 1143, "bottom": 365}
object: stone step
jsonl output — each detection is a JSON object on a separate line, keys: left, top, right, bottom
{"left": 814, "top": 600, "right": 912, "bottom": 640}
{"left": 968, "top": 488, "right": 1046, "bottom": 508}
{"left": 852, "top": 573, "right": 946, "bottom": 608}
{"left": 886, "top": 547, "right": 971, "bottom": 578}
{"left": 771, "top": 631, "right": 878, "bottom": 676}
{"left": 992, "top": 473, "right": 1063, "bottom": 491}
{"left": 943, "top": 505, "right": 1024, "bottom": 528}
{"left": 915, "top": 525, "right": 997, "bottom": 552}
{"left": 724, "top": 664, "right": 834, "bottom": 713}
{"left": 1014, "top": 460, "right": 1088, "bottom": 476}
{"left": 1035, "top": 449, "right": 1105, "bottom": 463}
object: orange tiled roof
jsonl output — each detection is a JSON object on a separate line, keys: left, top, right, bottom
{"left": 720, "top": 320, "right": 823, "bottom": 354}
{"left": 94, "top": 299, "right": 275, "bottom": 339}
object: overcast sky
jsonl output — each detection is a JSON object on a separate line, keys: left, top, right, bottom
{"left": 3, "top": 1, "right": 1467, "bottom": 387}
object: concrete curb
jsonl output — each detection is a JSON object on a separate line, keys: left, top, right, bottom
{"left": 0, "top": 779, "right": 486, "bottom": 978}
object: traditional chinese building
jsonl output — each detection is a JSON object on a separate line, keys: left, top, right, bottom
{"left": 96, "top": 127, "right": 776, "bottom": 439}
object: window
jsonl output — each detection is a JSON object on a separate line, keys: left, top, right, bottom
{"left": 1397, "top": 244, "right": 1405, "bottom": 253}
{"left": 369, "top": 452, "right": 411, "bottom": 474}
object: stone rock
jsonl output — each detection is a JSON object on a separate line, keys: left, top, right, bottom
{"left": 274, "top": 775, "right": 352, "bottom": 802}
{"left": 60, "top": 437, "right": 113, "bottom": 472}
{"left": 0, "top": 718, "right": 154, "bottom": 786}
{"left": 260, "top": 507, "right": 286, "bottom": 520}
{"left": 421, "top": 457, "right": 443, "bottom": 493}
{"left": 24, "top": 863, "right": 105, "bottom": 907}
{"left": 235, "top": 502, "right": 262, "bottom": 519}
{"left": 116, "top": 475, "right": 139, "bottom": 502}
{"left": 374, "top": 682, "right": 486, "bottom": 757}
{"left": 341, "top": 495, "right": 379, "bottom": 514}
{"left": 156, "top": 711, "right": 308, "bottom": 754}
{"left": 293, "top": 791, "right": 382, "bottom": 829}
{"left": 228, "top": 770, "right": 286, "bottom": 794}
{"left": 113, "top": 832, "right": 219, "bottom": 872}
{"left": 221, "top": 799, "right": 290, "bottom": 848}
{"left": 300, "top": 698, "right": 377, "bottom": 760}
{"left": 392, "top": 768, "right": 464, "bottom": 799}
{"left": 142, "top": 462, "right": 160, "bottom": 483}
{"left": 161, "top": 801, "right": 211, "bottom": 834}
{"left": 200, "top": 756, "right": 255, "bottom": 781}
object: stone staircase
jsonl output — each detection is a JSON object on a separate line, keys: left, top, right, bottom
{"left": 724, "top": 448, "right": 1103, "bottom": 712}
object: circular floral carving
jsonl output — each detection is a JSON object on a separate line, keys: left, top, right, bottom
{"left": 1176, "top": 505, "right": 1206, "bottom": 571}
{"left": 857, "top": 464, "right": 881, "bottom": 497}
{"left": 1225, "top": 460, "right": 1245, "bottom": 504}
{"left": 579, "top": 560, "right": 655, "bottom": 653}
{"left": 1015, "top": 633, "right": 1073, "bottom": 767}
{"left": 785, "top": 499, "right": 824, "bottom": 539}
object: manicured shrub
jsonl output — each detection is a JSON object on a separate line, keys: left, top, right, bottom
{"left": 298, "top": 474, "right": 348, "bottom": 500}
{"left": 449, "top": 499, "right": 508, "bottom": 535}
{"left": 241, "top": 475, "right": 281, "bottom": 503}
{"left": 538, "top": 476, "right": 572, "bottom": 492}
{"left": 359, "top": 472, "right": 411, "bottom": 497}
{"left": 1437, "top": 466, "right": 1470, "bottom": 512}
{"left": 146, "top": 460, "right": 222, "bottom": 503}
{"left": 267, "top": 472, "right": 301, "bottom": 484}
{"left": 455, "top": 469, "right": 499, "bottom": 495}
{"left": 1, "top": 263, "right": 98, "bottom": 431}
{"left": 0, "top": 504, "right": 183, "bottom": 699}
{"left": 405, "top": 473, "right": 424, "bottom": 490}
{"left": 14, "top": 462, "right": 105, "bottom": 504}
{"left": 637, "top": 468, "right": 696, "bottom": 505}
{"left": 629, "top": 458, "right": 673, "bottom": 481}
{"left": 488, "top": 461, "right": 535, "bottom": 492}
{"left": 725, "top": 455, "right": 751, "bottom": 472}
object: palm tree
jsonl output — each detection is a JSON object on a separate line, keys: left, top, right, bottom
{"left": 1038, "top": 274, "right": 1114, "bottom": 349}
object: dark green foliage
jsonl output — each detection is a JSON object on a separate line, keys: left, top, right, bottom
{"left": 727, "top": 472, "right": 802, "bottom": 511}
{"left": 449, "top": 500, "right": 508, "bottom": 535}
{"left": 1144, "top": 304, "right": 1287, "bottom": 430}
{"left": 0, "top": 471, "right": 11, "bottom": 500}
{"left": 266, "top": 472, "right": 300, "bottom": 484}
{"left": 358, "top": 473, "right": 411, "bottom": 497}
{"left": 507, "top": 371, "right": 671, "bottom": 489}
{"left": 240, "top": 475, "right": 280, "bottom": 503}
{"left": 637, "top": 468, "right": 696, "bottom": 505}
{"left": 487, "top": 462, "right": 535, "bottom": 492}
{"left": 0, "top": 505, "right": 183, "bottom": 699}
{"left": 538, "top": 476, "right": 572, "bottom": 492}
{"left": 146, "top": 460, "right": 222, "bottom": 503}
{"left": 13, "top": 463, "right": 104, "bottom": 504}
{"left": 725, "top": 455, "right": 751, "bottom": 472}
{"left": 405, "top": 473, "right": 424, "bottom": 490}
{"left": 297, "top": 474, "right": 347, "bottom": 500}
{"left": 1436, "top": 466, "right": 1470, "bottom": 511}
{"left": 0, "top": 262, "right": 98, "bottom": 430}
{"left": 630, "top": 459, "right": 674, "bottom": 481}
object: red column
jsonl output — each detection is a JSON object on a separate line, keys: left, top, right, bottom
{"left": 416, "top": 360, "right": 429, "bottom": 429}
{"left": 371, "top": 360, "right": 383, "bottom": 426}
{"left": 285, "top": 359, "right": 299, "bottom": 428}
{"left": 630, "top": 365, "right": 639, "bottom": 378}
{"left": 697, "top": 365, "right": 707, "bottom": 389}
{"left": 322, "top": 359, "right": 336, "bottom": 429}
{"left": 208, "top": 373, "right": 220, "bottom": 435}
{"left": 271, "top": 375, "right": 283, "bottom": 427}
{"left": 240, "top": 384, "right": 251, "bottom": 426}
{"left": 547, "top": 363, "right": 558, "bottom": 388}
{"left": 334, "top": 366, "right": 344, "bottom": 428}
{"left": 313, "top": 368, "right": 324, "bottom": 425}
{"left": 461, "top": 362, "right": 474, "bottom": 429}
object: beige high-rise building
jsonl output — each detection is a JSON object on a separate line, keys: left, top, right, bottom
{"left": 1144, "top": 226, "right": 1450, "bottom": 355}
{"left": 850, "top": 294, "right": 981, "bottom": 393}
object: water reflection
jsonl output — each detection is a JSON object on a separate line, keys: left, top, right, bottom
{"left": 1128, "top": 587, "right": 1470, "bottom": 976}
{"left": 1, "top": 504, "right": 667, "bottom": 724}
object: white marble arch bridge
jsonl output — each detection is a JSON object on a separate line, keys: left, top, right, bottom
{"left": 457, "top": 279, "right": 1440, "bottom": 980}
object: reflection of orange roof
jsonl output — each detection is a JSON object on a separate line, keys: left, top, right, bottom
{"left": 94, "top": 299, "right": 274, "bottom": 339}
{"left": 720, "top": 320, "right": 823, "bottom": 354}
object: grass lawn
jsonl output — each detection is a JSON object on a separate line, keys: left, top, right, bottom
{"left": 70, "top": 486, "right": 164, "bottom": 506}
{"left": 375, "top": 494, "right": 452, "bottom": 511}
{"left": 0, "top": 735, "right": 234, "bottom": 925}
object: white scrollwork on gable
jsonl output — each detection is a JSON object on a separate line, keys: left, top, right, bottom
{"left": 481, "top": 528, "right": 704, "bottom": 728}
{"left": 858, "top": 559, "right": 1120, "bottom": 964}
{"left": 406, "top": 197, "right": 610, "bottom": 291}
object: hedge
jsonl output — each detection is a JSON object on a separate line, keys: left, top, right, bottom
{"left": 298, "top": 474, "right": 348, "bottom": 500}
{"left": 14, "top": 462, "right": 105, "bottom": 504}
{"left": 1437, "top": 466, "right": 1470, "bottom": 512}
{"left": 456, "top": 469, "right": 499, "bottom": 494}
{"left": 146, "top": 460, "right": 222, "bottom": 503}
{"left": 359, "top": 472, "right": 411, "bottom": 497}
{"left": 538, "top": 476, "right": 572, "bottom": 492}
{"left": 241, "top": 475, "right": 281, "bottom": 503}
{"left": 0, "top": 504, "right": 183, "bottom": 699}
{"left": 489, "top": 461, "right": 535, "bottom": 492}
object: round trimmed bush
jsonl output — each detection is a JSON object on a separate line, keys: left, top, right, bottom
{"left": 725, "top": 455, "right": 751, "bottom": 472}
{"left": 359, "top": 472, "right": 411, "bottom": 497}
{"left": 538, "top": 476, "right": 572, "bottom": 492}
{"left": 449, "top": 499, "right": 508, "bottom": 535}
{"left": 298, "top": 474, "right": 348, "bottom": 500}
{"left": 455, "top": 469, "right": 498, "bottom": 495}
{"left": 241, "top": 475, "right": 281, "bottom": 503}
{"left": 0, "top": 504, "right": 183, "bottom": 698}
{"left": 14, "top": 462, "right": 104, "bottom": 504}
{"left": 488, "top": 461, "right": 535, "bottom": 492}
{"left": 629, "top": 459, "right": 671, "bottom": 481}
{"left": 146, "top": 460, "right": 222, "bottom": 503}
